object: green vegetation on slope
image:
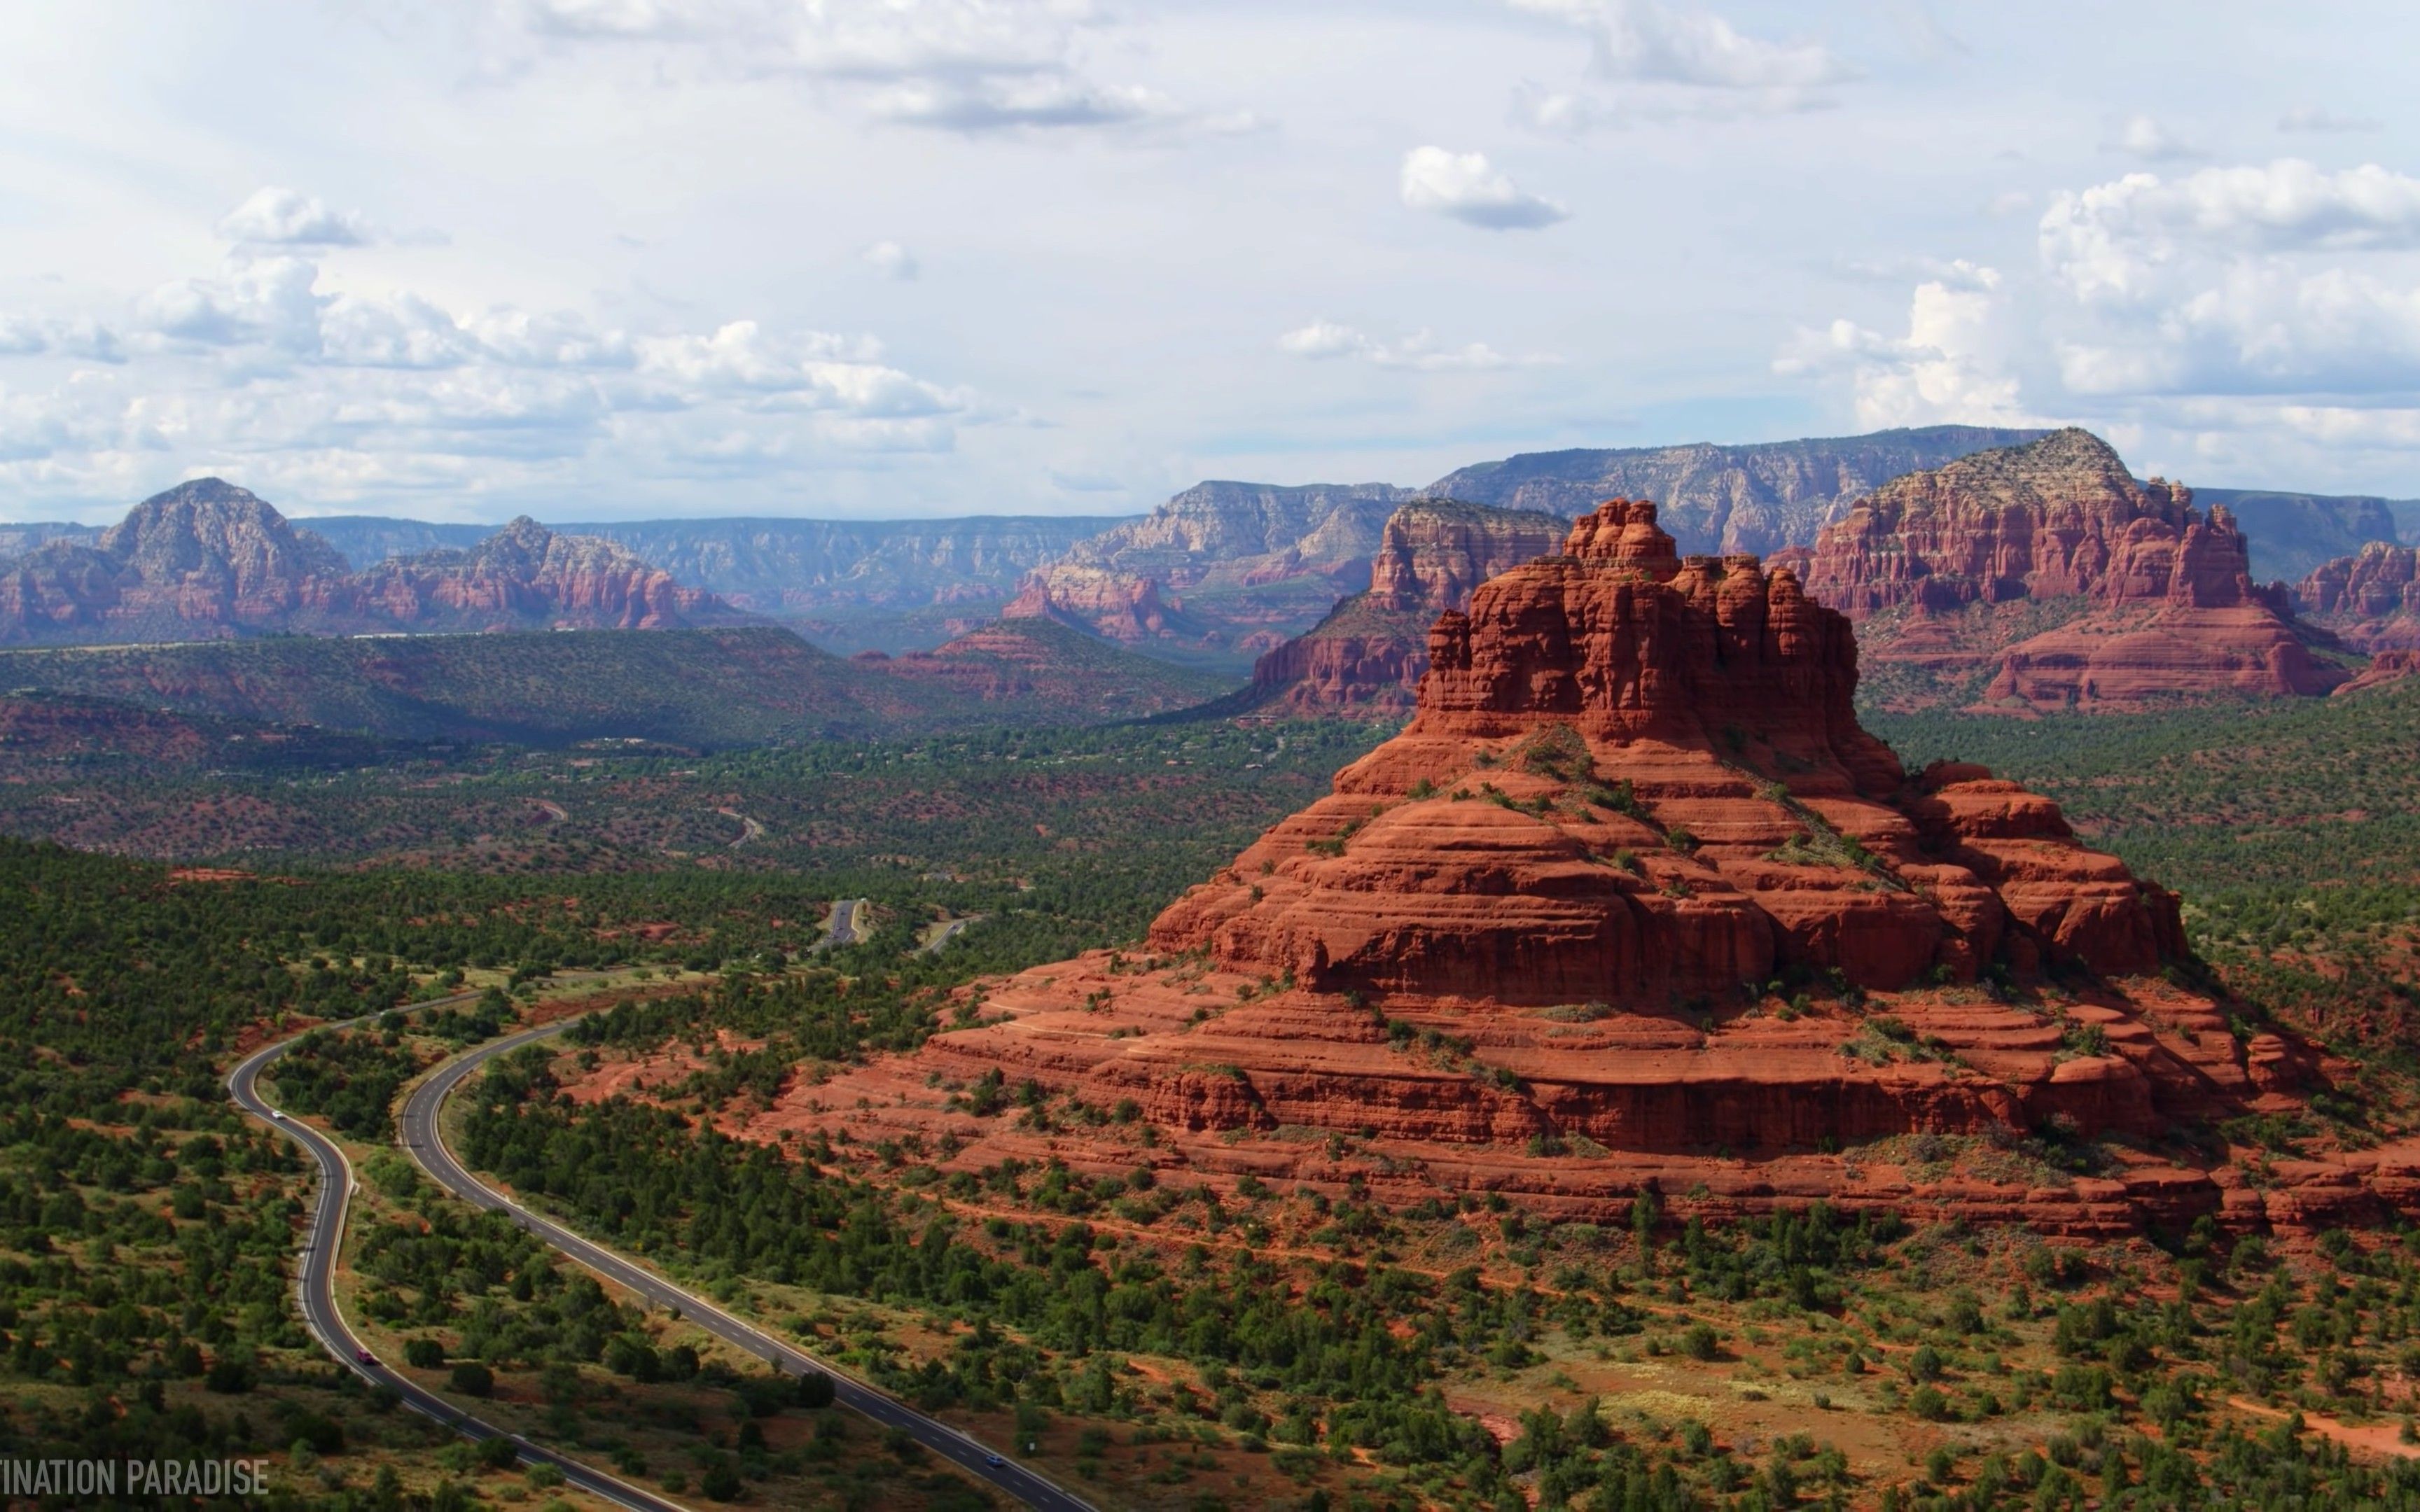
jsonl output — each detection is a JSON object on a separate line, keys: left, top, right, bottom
{"left": 1870, "top": 679, "right": 2420, "bottom": 1063}
{"left": 0, "top": 626, "right": 958, "bottom": 746}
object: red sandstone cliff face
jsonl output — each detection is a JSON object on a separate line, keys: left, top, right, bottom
{"left": 1001, "top": 566, "right": 1194, "bottom": 642}
{"left": 2297, "top": 542, "right": 2420, "bottom": 652}
{"left": 0, "top": 479, "right": 356, "bottom": 643}
{"left": 0, "top": 484, "right": 745, "bottom": 643}
{"left": 2335, "top": 648, "right": 2420, "bottom": 696}
{"left": 1800, "top": 430, "right": 2347, "bottom": 709}
{"left": 342, "top": 517, "right": 739, "bottom": 633}
{"left": 1162, "top": 499, "right": 2178, "bottom": 1002}
{"left": 732, "top": 497, "right": 2407, "bottom": 1237}
{"left": 1245, "top": 499, "right": 1563, "bottom": 715}
{"left": 1009, "top": 481, "right": 1410, "bottom": 656}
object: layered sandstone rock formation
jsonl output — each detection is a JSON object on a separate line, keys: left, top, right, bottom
{"left": 0, "top": 481, "right": 747, "bottom": 644}
{"left": 1243, "top": 499, "right": 1563, "bottom": 715}
{"left": 1008, "top": 482, "right": 1414, "bottom": 659}
{"left": 0, "top": 479, "right": 354, "bottom": 643}
{"left": 1799, "top": 430, "right": 2348, "bottom": 709}
{"left": 2335, "top": 649, "right": 2420, "bottom": 697}
{"left": 2297, "top": 542, "right": 2420, "bottom": 652}
{"left": 343, "top": 517, "right": 736, "bottom": 633}
{"left": 723, "top": 498, "right": 2412, "bottom": 1236}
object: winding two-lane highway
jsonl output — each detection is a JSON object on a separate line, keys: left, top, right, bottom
{"left": 398, "top": 1019, "right": 1095, "bottom": 1512}
{"left": 228, "top": 1010, "right": 686, "bottom": 1512}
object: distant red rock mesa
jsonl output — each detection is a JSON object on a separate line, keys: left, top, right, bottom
{"left": 2296, "top": 542, "right": 2420, "bottom": 654}
{"left": 1244, "top": 498, "right": 1565, "bottom": 715}
{"left": 1799, "top": 428, "right": 2348, "bottom": 709}
{"left": 704, "top": 498, "right": 2419, "bottom": 1236}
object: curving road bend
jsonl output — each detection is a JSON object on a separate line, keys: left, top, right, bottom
{"left": 401, "top": 1020, "right": 1096, "bottom": 1512}
{"left": 229, "top": 1003, "right": 686, "bottom": 1512}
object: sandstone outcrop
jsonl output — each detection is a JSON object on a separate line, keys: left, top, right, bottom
{"left": 0, "top": 479, "right": 354, "bottom": 643}
{"left": 1243, "top": 499, "right": 1563, "bottom": 715}
{"left": 2335, "top": 648, "right": 2420, "bottom": 696}
{"left": 0, "top": 482, "right": 749, "bottom": 644}
{"left": 1009, "top": 481, "right": 1413, "bottom": 657}
{"left": 344, "top": 516, "right": 737, "bottom": 633}
{"left": 1800, "top": 430, "right": 2348, "bottom": 709}
{"left": 2297, "top": 542, "right": 2420, "bottom": 653}
{"left": 728, "top": 497, "right": 2401, "bottom": 1236}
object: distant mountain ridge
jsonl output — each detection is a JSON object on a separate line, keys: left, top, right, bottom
{"left": 1426, "top": 425, "right": 2049, "bottom": 558}
{"left": 304, "top": 513, "right": 1129, "bottom": 619}
{"left": 2192, "top": 489, "right": 2415, "bottom": 581}
{"left": 14, "top": 428, "right": 2415, "bottom": 663}
{"left": 998, "top": 430, "right": 2052, "bottom": 663}
{"left": 0, "top": 480, "right": 748, "bottom": 645}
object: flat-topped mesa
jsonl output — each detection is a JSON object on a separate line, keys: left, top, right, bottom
{"left": 1797, "top": 428, "right": 2346, "bottom": 708}
{"left": 1803, "top": 429, "right": 2259, "bottom": 616}
{"left": 1152, "top": 496, "right": 2183, "bottom": 1010}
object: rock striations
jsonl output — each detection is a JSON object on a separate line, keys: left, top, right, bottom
{"left": 1007, "top": 481, "right": 1414, "bottom": 659}
{"left": 1242, "top": 498, "right": 1564, "bottom": 715}
{"left": 1800, "top": 429, "right": 2349, "bottom": 709}
{"left": 344, "top": 516, "right": 730, "bottom": 634}
{"left": 2296, "top": 542, "right": 2420, "bottom": 653}
{"left": 0, "top": 481, "right": 748, "bottom": 644}
{"left": 712, "top": 498, "right": 2420, "bottom": 1237}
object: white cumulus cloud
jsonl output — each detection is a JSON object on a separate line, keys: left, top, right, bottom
{"left": 2101, "top": 114, "right": 2202, "bottom": 162}
{"left": 496, "top": 0, "right": 1223, "bottom": 137}
{"left": 2042, "top": 160, "right": 2420, "bottom": 306}
{"left": 1774, "top": 262, "right": 2033, "bottom": 428}
{"left": 1505, "top": 0, "right": 1851, "bottom": 130}
{"left": 1277, "top": 320, "right": 1551, "bottom": 371}
{"left": 862, "top": 241, "right": 920, "bottom": 280}
{"left": 1783, "top": 158, "right": 2420, "bottom": 478}
{"left": 0, "top": 232, "right": 987, "bottom": 512}
{"left": 1399, "top": 147, "right": 1569, "bottom": 230}
{"left": 216, "top": 187, "right": 375, "bottom": 247}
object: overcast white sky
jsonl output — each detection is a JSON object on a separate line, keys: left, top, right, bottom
{"left": 4, "top": 0, "right": 2420, "bottom": 522}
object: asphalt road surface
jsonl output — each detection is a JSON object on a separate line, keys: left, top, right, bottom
{"left": 400, "top": 1019, "right": 1094, "bottom": 1512}
{"left": 820, "top": 897, "right": 871, "bottom": 949}
{"left": 228, "top": 1000, "right": 686, "bottom": 1512}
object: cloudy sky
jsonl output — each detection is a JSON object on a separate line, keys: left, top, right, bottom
{"left": 4, "top": 1, "right": 2419, "bottom": 522}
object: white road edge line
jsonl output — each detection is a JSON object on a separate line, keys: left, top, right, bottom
{"left": 410, "top": 1018, "right": 1099, "bottom": 1512}
{"left": 232, "top": 995, "right": 688, "bottom": 1512}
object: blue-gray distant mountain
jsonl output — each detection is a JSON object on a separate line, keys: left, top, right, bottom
{"left": 1006, "top": 430, "right": 2044, "bottom": 660}
{"left": 1424, "top": 425, "right": 2050, "bottom": 558}
{"left": 2190, "top": 489, "right": 2416, "bottom": 582}
{"left": 306, "top": 514, "right": 1132, "bottom": 620}
{"left": 0, "top": 481, "right": 749, "bottom": 645}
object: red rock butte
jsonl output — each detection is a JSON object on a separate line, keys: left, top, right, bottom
{"left": 707, "top": 500, "right": 2420, "bottom": 1235}
{"left": 1798, "top": 428, "right": 2349, "bottom": 710}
